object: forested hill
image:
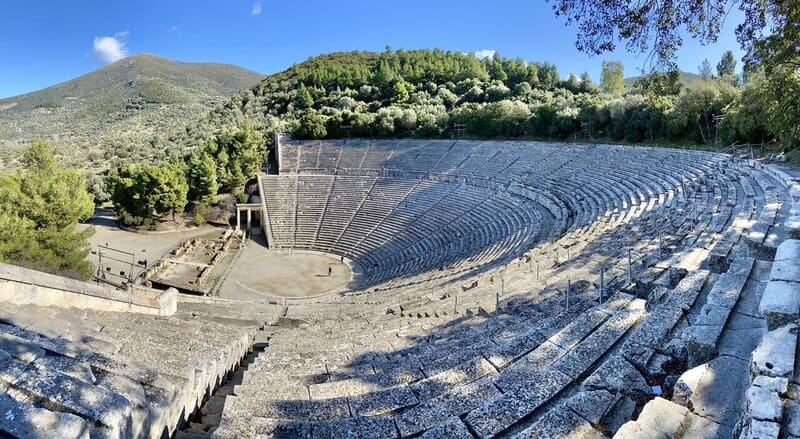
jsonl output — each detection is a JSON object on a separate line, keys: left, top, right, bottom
{"left": 0, "top": 54, "right": 264, "bottom": 170}
{"left": 167, "top": 48, "right": 789, "bottom": 164}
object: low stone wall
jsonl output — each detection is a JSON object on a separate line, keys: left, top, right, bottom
{"left": 739, "top": 239, "right": 800, "bottom": 437}
{"left": 0, "top": 263, "right": 176, "bottom": 316}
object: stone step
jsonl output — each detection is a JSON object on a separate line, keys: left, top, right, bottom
{"left": 394, "top": 377, "right": 500, "bottom": 437}
{"left": 683, "top": 257, "right": 755, "bottom": 366}
{"left": 759, "top": 240, "right": 800, "bottom": 330}
{"left": 6, "top": 361, "right": 133, "bottom": 438}
{"left": 418, "top": 417, "right": 474, "bottom": 439}
{"left": 511, "top": 403, "right": 606, "bottom": 439}
{"left": 463, "top": 300, "right": 645, "bottom": 438}
{"left": 0, "top": 392, "right": 90, "bottom": 439}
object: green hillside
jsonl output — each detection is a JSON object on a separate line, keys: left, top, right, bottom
{"left": 164, "top": 49, "right": 770, "bottom": 161}
{"left": 624, "top": 71, "right": 704, "bottom": 88}
{"left": 0, "top": 54, "right": 263, "bottom": 170}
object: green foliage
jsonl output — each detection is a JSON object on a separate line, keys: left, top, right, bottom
{"left": 672, "top": 79, "right": 739, "bottom": 144}
{"left": 202, "top": 123, "right": 264, "bottom": 191}
{"left": 391, "top": 79, "right": 410, "bottom": 103}
{"left": 68, "top": 46, "right": 784, "bottom": 190}
{"left": 169, "top": 48, "right": 779, "bottom": 150}
{"left": 186, "top": 151, "right": 218, "bottom": 202}
{"left": 550, "top": 0, "right": 797, "bottom": 150}
{"left": 0, "top": 54, "right": 264, "bottom": 173}
{"left": 600, "top": 61, "right": 625, "bottom": 95}
{"left": 108, "top": 159, "right": 189, "bottom": 223}
{"left": 716, "top": 51, "right": 737, "bottom": 82}
{"left": 88, "top": 173, "right": 111, "bottom": 204}
{"left": 295, "top": 112, "right": 328, "bottom": 139}
{"left": 0, "top": 140, "right": 94, "bottom": 280}
{"left": 699, "top": 59, "right": 713, "bottom": 79}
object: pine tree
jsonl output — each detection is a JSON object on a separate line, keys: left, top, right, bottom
{"left": 600, "top": 61, "right": 625, "bottom": 95}
{"left": 187, "top": 151, "right": 219, "bottom": 203}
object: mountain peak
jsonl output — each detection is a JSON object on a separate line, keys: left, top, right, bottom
{"left": 0, "top": 54, "right": 264, "bottom": 169}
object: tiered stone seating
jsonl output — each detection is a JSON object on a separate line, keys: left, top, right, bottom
{"left": 0, "top": 299, "right": 279, "bottom": 439}
{"left": 3, "top": 138, "right": 798, "bottom": 438}
{"left": 262, "top": 175, "right": 544, "bottom": 286}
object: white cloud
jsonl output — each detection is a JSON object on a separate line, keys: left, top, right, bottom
{"left": 474, "top": 49, "right": 496, "bottom": 60}
{"left": 92, "top": 35, "right": 128, "bottom": 64}
{"left": 167, "top": 25, "right": 178, "bottom": 33}
{"left": 251, "top": 1, "right": 262, "bottom": 15}
{"left": 115, "top": 30, "right": 130, "bottom": 38}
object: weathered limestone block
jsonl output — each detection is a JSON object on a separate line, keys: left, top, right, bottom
{"left": 759, "top": 281, "right": 800, "bottom": 330}
{"left": 514, "top": 405, "right": 606, "bottom": 439}
{"left": 349, "top": 384, "right": 418, "bottom": 416}
{"left": 9, "top": 364, "right": 133, "bottom": 437}
{"left": 494, "top": 341, "right": 566, "bottom": 392}
{"left": 751, "top": 323, "right": 797, "bottom": 378}
{"left": 745, "top": 385, "right": 783, "bottom": 422}
{"left": 683, "top": 306, "right": 727, "bottom": 366}
{"left": 464, "top": 368, "right": 571, "bottom": 438}
{"left": 739, "top": 419, "right": 781, "bottom": 439}
{"left": 0, "top": 333, "right": 45, "bottom": 364}
{"left": 419, "top": 417, "right": 474, "bottom": 439}
{"left": 618, "top": 341, "right": 654, "bottom": 372}
{"left": 603, "top": 396, "right": 636, "bottom": 434}
{"left": 34, "top": 354, "right": 96, "bottom": 384}
{"left": 784, "top": 400, "right": 800, "bottom": 438}
{"left": 704, "top": 271, "right": 749, "bottom": 310}
{"left": 483, "top": 331, "right": 543, "bottom": 369}
{"left": 395, "top": 399, "right": 450, "bottom": 437}
{"left": 770, "top": 258, "right": 800, "bottom": 283}
{"left": 212, "top": 416, "right": 312, "bottom": 439}
{"left": 752, "top": 375, "right": 789, "bottom": 393}
{"left": 410, "top": 357, "right": 496, "bottom": 400}
{"left": 786, "top": 215, "right": 800, "bottom": 239}
{"left": 582, "top": 356, "right": 651, "bottom": 398}
{"left": 627, "top": 301, "right": 685, "bottom": 349}
{"left": 0, "top": 392, "right": 90, "bottom": 439}
{"left": 614, "top": 397, "right": 688, "bottom": 438}
{"left": 673, "top": 363, "right": 707, "bottom": 408}
{"left": 564, "top": 389, "right": 617, "bottom": 426}
{"left": 226, "top": 395, "right": 350, "bottom": 421}
{"left": 552, "top": 307, "right": 645, "bottom": 378}
{"left": 774, "top": 239, "right": 800, "bottom": 262}
{"left": 311, "top": 416, "right": 397, "bottom": 439}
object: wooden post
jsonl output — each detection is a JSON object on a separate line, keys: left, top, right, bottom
{"left": 454, "top": 294, "right": 458, "bottom": 315}
{"left": 236, "top": 208, "right": 241, "bottom": 231}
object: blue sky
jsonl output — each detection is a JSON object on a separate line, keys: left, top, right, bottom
{"left": 0, "top": 1, "right": 745, "bottom": 98}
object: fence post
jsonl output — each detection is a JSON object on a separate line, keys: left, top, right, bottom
{"left": 454, "top": 294, "right": 458, "bottom": 315}
{"left": 628, "top": 249, "right": 633, "bottom": 284}
{"left": 599, "top": 267, "right": 605, "bottom": 303}
{"left": 566, "top": 279, "right": 571, "bottom": 311}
